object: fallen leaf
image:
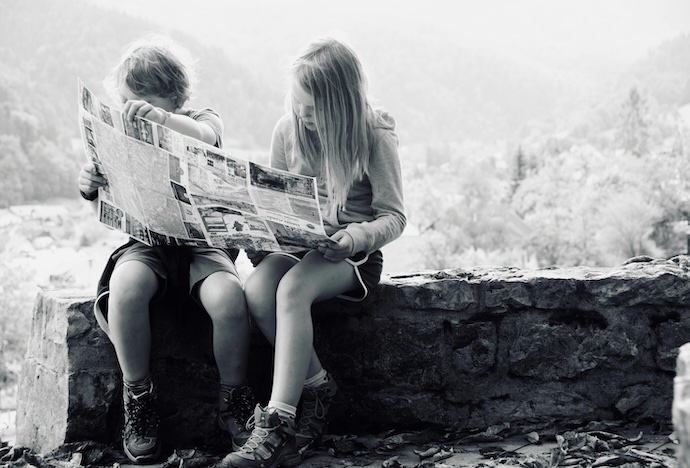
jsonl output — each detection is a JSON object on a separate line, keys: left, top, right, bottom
{"left": 592, "top": 454, "right": 622, "bottom": 466}
{"left": 382, "top": 455, "right": 403, "bottom": 467}
{"left": 414, "top": 446, "right": 441, "bottom": 459}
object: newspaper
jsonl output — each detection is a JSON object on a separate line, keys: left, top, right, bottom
{"left": 77, "top": 79, "right": 329, "bottom": 252}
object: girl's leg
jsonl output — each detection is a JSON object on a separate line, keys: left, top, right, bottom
{"left": 222, "top": 253, "right": 357, "bottom": 467}
{"left": 269, "top": 251, "right": 358, "bottom": 408}
{"left": 107, "top": 260, "right": 159, "bottom": 383}
{"left": 197, "top": 269, "right": 254, "bottom": 450}
{"left": 244, "top": 255, "right": 324, "bottom": 378}
{"left": 197, "top": 271, "right": 250, "bottom": 385}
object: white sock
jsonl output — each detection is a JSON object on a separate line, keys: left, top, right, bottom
{"left": 267, "top": 400, "right": 297, "bottom": 420}
{"left": 304, "top": 368, "right": 329, "bottom": 388}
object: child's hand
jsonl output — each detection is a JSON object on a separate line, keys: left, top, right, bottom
{"left": 123, "top": 100, "right": 169, "bottom": 125}
{"left": 78, "top": 161, "right": 107, "bottom": 196}
{"left": 318, "top": 231, "right": 354, "bottom": 263}
{"left": 246, "top": 250, "right": 269, "bottom": 267}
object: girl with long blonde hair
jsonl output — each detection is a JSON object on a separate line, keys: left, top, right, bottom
{"left": 222, "top": 38, "right": 406, "bottom": 468}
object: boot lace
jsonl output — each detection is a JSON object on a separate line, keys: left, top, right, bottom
{"left": 297, "top": 387, "right": 329, "bottom": 436}
{"left": 222, "top": 386, "right": 255, "bottom": 423}
{"left": 124, "top": 392, "right": 159, "bottom": 439}
{"left": 240, "top": 424, "right": 272, "bottom": 454}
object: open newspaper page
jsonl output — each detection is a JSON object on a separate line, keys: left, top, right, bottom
{"left": 77, "top": 79, "right": 329, "bottom": 252}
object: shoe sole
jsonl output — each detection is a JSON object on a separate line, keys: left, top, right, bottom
{"left": 124, "top": 443, "right": 162, "bottom": 464}
{"left": 218, "top": 416, "right": 246, "bottom": 451}
{"left": 278, "top": 453, "right": 301, "bottom": 467}
{"left": 222, "top": 452, "right": 301, "bottom": 468}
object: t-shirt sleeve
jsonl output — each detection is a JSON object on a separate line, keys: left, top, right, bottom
{"left": 184, "top": 108, "right": 224, "bottom": 148}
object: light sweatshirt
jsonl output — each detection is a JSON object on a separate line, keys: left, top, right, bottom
{"left": 270, "top": 112, "right": 407, "bottom": 256}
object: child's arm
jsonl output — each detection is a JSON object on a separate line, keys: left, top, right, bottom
{"left": 341, "top": 131, "right": 407, "bottom": 255}
{"left": 78, "top": 161, "right": 106, "bottom": 212}
{"left": 123, "top": 100, "right": 218, "bottom": 146}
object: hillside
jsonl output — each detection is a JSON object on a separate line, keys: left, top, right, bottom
{"left": 0, "top": 0, "right": 282, "bottom": 206}
{"left": 1, "top": 0, "right": 689, "bottom": 208}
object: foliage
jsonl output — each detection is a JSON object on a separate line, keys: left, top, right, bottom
{"left": 0, "top": 248, "right": 37, "bottom": 384}
{"left": 617, "top": 87, "right": 650, "bottom": 157}
{"left": 405, "top": 69, "right": 690, "bottom": 268}
{"left": 2, "top": 1, "right": 690, "bottom": 272}
{"left": 0, "top": 0, "right": 284, "bottom": 207}
{"left": 0, "top": 199, "right": 114, "bottom": 393}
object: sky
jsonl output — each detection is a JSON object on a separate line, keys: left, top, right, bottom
{"left": 93, "top": 0, "right": 690, "bottom": 71}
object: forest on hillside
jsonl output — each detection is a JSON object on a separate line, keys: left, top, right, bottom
{"left": 1, "top": 0, "right": 690, "bottom": 269}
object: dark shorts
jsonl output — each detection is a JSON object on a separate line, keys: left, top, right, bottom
{"left": 267, "top": 250, "right": 383, "bottom": 302}
{"left": 111, "top": 242, "right": 239, "bottom": 296}
{"left": 94, "top": 242, "right": 239, "bottom": 336}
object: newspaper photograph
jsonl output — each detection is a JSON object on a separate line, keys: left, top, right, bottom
{"left": 78, "top": 79, "right": 329, "bottom": 252}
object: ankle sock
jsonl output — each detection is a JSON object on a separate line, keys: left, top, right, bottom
{"left": 304, "top": 368, "right": 329, "bottom": 388}
{"left": 267, "top": 400, "right": 297, "bottom": 420}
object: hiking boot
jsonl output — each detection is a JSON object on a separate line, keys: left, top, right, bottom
{"left": 219, "top": 385, "right": 256, "bottom": 450}
{"left": 295, "top": 374, "right": 340, "bottom": 454}
{"left": 122, "top": 380, "right": 162, "bottom": 463}
{"left": 220, "top": 405, "right": 300, "bottom": 468}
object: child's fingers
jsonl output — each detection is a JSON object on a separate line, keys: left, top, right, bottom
{"left": 123, "top": 100, "right": 148, "bottom": 121}
{"left": 122, "top": 100, "right": 133, "bottom": 120}
{"left": 141, "top": 106, "right": 163, "bottom": 123}
{"left": 127, "top": 101, "right": 145, "bottom": 121}
{"left": 318, "top": 244, "right": 349, "bottom": 262}
{"left": 78, "top": 172, "right": 106, "bottom": 193}
{"left": 79, "top": 169, "right": 105, "bottom": 184}
{"left": 135, "top": 103, "right": 153, "bottom": 118}
{"left": 82, "top": 161, "right": 96, "bottom": 173}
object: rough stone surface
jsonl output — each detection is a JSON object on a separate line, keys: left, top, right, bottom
{"left": 16, "top": 256, "right": 690, "bottom": 454}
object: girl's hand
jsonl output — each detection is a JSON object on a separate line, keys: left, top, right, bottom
{"left": 123, "top": 100, "right": 168, "bottom": 124}
{"left": 317, "top": 231, "right": 354, "bottom": 263}
{"left": 246, "top": 250, "right": 269, "bottom": 267}
{"left": 78, "top": 161, "right": 107, "bottom": 196}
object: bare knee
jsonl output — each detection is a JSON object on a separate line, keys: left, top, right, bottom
{"left": 244, "top": 271, "right": 275, "bottom": 320}
{"left": 108, "top": 262, "right": 158, "bottom": 316}
{"left": 199, "top": 272, "right": 247, "bottom": 323}
{"left": 244, "top": 256, "right": 295, "bottom": 321}
{"left": 275, "top": 274, "right": 312, "bottom": 316}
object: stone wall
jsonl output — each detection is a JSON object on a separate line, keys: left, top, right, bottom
{"left": 16, "top": 256, "right": 690, "bottom": 454}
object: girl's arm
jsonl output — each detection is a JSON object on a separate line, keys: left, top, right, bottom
{"left": 343, "top": 130, "right": 407, "bottom": 254}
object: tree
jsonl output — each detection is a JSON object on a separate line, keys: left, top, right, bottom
{"left": 0, "top": 136, "right": 26, "bottom": 207}
{"left": 617, "top": 87, "right": 650, "bottom": 157}
{"left": 509, "top": 144, "right": 528, "bottom": 199}
{"left": 407, "top": 143, "right": 528, "bottom": 269}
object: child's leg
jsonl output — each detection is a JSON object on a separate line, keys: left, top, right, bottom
{"left": 244, "top": 254, "right": 323, "bottom": 378}
{"left": 269, "top": 251, "right": 358, "bottom": 408}
{"left": 196, "top": 271, "right": 249, "bottom": 385}
{"left": 107, "top": 260, "right": 159, "bottom": 383}
{"left": 194, "top": 256, "right": 254, "bottom": 450}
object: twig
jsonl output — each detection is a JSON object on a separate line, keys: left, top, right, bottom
{"left": 626, "top": 448, "right": 674, "bottom": 468}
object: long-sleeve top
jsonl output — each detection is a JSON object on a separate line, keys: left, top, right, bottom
{"left": 270, "top": 112, "right": 406, "bottom": 255}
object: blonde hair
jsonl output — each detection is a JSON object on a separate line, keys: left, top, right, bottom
{"left": 104, "top": 35, "right": 197, "bottom": 110}
{"left": 290, "top": 38, "right": 385, "bottom": 216}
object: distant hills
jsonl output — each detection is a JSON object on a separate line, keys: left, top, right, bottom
{"left": 0, "top": 0, "right": 688, "bottom": 206}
